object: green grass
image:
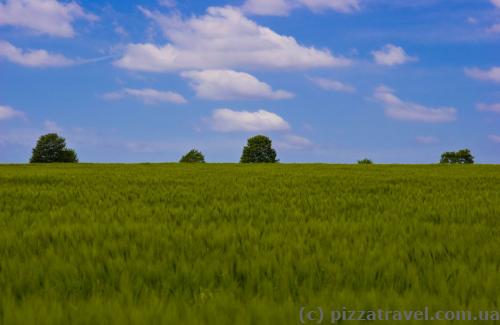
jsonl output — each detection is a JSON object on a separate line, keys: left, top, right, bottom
{"left": 0, "top": 164, "right": 499, "bottom": 324}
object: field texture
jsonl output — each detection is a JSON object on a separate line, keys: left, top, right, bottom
{"left": 0, "top": 164, "right": 499, "bottom": 324}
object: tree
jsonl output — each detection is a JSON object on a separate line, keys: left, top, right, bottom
{"left": 179, "top": 149, "right": 205, "bottom": 163}
{"left": 30, "top": 133, "right": 78, "bottom": 163}
{"left": 240, "top": 135, "right": 278, "bottom": 163}
{"left": 357, "top": 158, "right": 373, "bottom": 164}
{"left": 440, "top": 149, "right": 474, "bottom": 164}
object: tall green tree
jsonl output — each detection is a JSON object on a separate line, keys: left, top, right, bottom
{"left": 30, "top": 133, "right": 78, "bottom": 163}
{"left": 179, "top": 149, "right": 205, "bottom": 163}
{"left": 240, "top": 135, "right": 278, "bottom": 163}
{"left": 440, "top": 149, "right": 474, "bottom": 164}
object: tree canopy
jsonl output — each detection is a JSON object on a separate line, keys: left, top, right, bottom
{"left": 179, "top": 149, "right": 206, "bottom": 163}
{"left": 240, "top": 135, "right": 278, "bottom": 163}
{"left": 440, "top": 149, "right": 474, "bottom": 164}
{"left": 30, "top": 133, "right": 78, "bottom": 163}
{"left": 357, "top": 159, "right": 373, "bottom": 165}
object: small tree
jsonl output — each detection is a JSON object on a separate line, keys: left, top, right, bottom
{"left": 30, "top": 133, "right": 78, "bottom": 163}
{"left": 357, "top": 158, "right": 373, "bottom": 164}
{"left": 440, "top": 149, "right": 474, "bottom": 164}
{"left": 180, "top": 149, "right": 205, "bottom": 163}
{"left": 240, "top": 135, "right": 278, "bottom": 163}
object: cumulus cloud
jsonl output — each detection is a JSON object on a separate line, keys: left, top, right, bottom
{"left": 103, "top": 88, "right": 187, "bottom": 104}
{"left": 209, "top": 108, "right": 290, "bottom": 132}
{"left": 181, "top": 70, "right": 294, "bottom": 100}
{"left": 489, "top": 134, "right": 500, "bottom": 143}
{"left": 372, "top": 44, "right": 418, "bottom": 66}
{"left": 308, "top": 76, "right": 355, "bottom": 93}
{"left": 476, "top": 103, "right": 500, "bottom": 113}
{"left": 465, "top": 67, "right": 500, "bottom": 83}
{"left": 492, "top": 0, "right": 500, "bottom": 8}
{"left": 0, "top": 105, "right": 24, "bottom": 120}
{"left": 374, "top": 86, "right": 456, "bottom": 123}
{"left": 115, "top": 6, "right": 349, "bottom": 72}
{"left": 416, "top": 136, "right": 438, "bottom": 144}
{"left": 242, "top": 0, "right": 360, "bottom": 15}
{"left": 0, "top": 0, "right": 97, "bottom": 38}
{"left": 0, "top": 40, "right": 74, "bottom": 67}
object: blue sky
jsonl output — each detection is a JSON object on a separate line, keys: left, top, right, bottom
{"left": 0, "top": 0, "right": 499, "bottom": 163}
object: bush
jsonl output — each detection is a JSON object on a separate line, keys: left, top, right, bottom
{"left": 357, "top": 159, "right": 373, "bottom": 165}
{"left": 440, "top": 149, "right": 474, "bottom": 164}
{"left": 240, "top": 135, "right": 278, "bottom": 163}
{"left": 30, "top": 133, "right": 78, "bottom": 163}
{"left": 180, "top": 149, "right": 205, "bottom": 163}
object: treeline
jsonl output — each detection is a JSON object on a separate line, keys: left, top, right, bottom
{"left": 28, "top": 133, "right": 475, "bottom": 164}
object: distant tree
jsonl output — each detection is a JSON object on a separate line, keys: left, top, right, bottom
{"left": 357, "top": 159, "right": 373, "bottom": 164}
{"left": 240, "top": 135, "right": 278, "bottom": 163}
{"left": 180, "top": 149, "right": 205, "bottom": 163}
{"left": 30, "top": 133, "right": 78, "bottom": 163}
{"left": 440, "top": 149, "right": 474, "bottom": 164}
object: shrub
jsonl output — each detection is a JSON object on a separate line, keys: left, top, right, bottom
{"left": 357, "top": 159, "right": 373, "bottom": 165}
{"left": 440, "top": 149, "right": 474, "bottom": 164}
{"left": 180, "top": 149, "right": 205, "bottom": 163}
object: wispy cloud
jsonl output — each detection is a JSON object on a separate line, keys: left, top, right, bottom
{"left": 0, "top": 40, "right": 74, "bottom": 67}
{"left": 103, "top": 88, "right": 187, "bottom": 104}
{"left": 374, "top": 86, "right": 456, "bottom": 123}
{"left": 308, "top": 76, "right": 355, "bottom": 93}
{"left": 242, "top": 0, "right": 360, "bottom": 16}
{"left": 465, "top": 67, "right": 500, "bottom": 83}
{"left": 489, "top": 134, "right": 500, "bottom": 143}
{"left": 476, "top": 103, "right": 500, "bottom": 113}
{"left": 276, "top": 134, "right": 314, "bottom": 150}
{"left": 0, "top": 105, "right": 24, "bottom": 120}
{"left": 416, "top": 136, "right": 438, "bottom": 144}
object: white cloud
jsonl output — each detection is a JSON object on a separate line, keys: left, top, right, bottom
{"left": 242, "top": 0, "right": 360, "bottom": 16}
{"left": 374, "top": 86, "right": 456, "bottom": 123}
{"left": 416, "top": 136, "right": 438, "bottom": 144}
{"left": 0, "top": 105, "right": 24, "bottom": 120}
{"left": 115, "top": 6, "right": 349, "bottom": 72}
{"left": 0, "top": 0, "right": 97, "bottom": 38}
{"left": 308, "top": 76, "right": 355, "bottom": 93}
{"left": 476, "top": 103, "right": 500, "bottom": 113}
{"left": 489, "top": 134, "right": 500, "bottom": 143}
{"left": 209, "top": 108, "right": 290, "bottom": 132}
{"left": 103, "top": 88, "right": 187, "bottom": 104}
{"left": 492, "top": 0, "right": 500, "bottom": 8}
{"left": 465, "top": 67, "right": 500, "bottom": 83}
{"left": 181, "top": 70, "right": 294, "bottom": 100}
{"left": 372, "top": 44, "right": 418, "bottom": 66}
{"left": 0, "top": 40, "right": 74, "bottom": 67}
{"left": 276, "top": 134, "right": 314, "bottom": 150}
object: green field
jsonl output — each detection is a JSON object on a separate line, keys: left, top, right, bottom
{"left": 0, "top": 164, "right": 499, "bottom": 324}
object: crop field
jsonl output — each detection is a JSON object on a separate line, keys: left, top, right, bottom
{"left": 0, "top": 164, "right": 499, "bottom": 324}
